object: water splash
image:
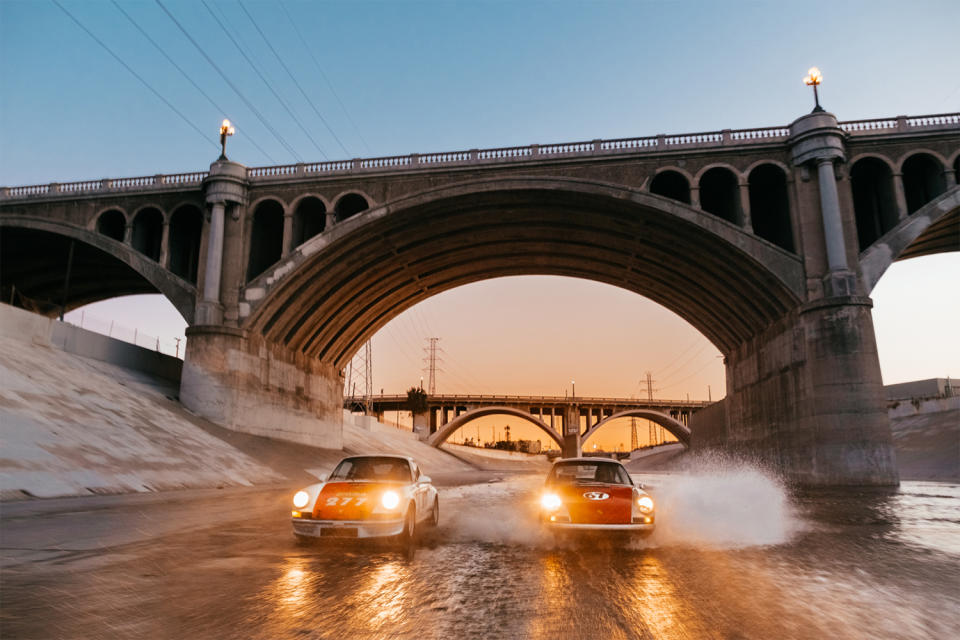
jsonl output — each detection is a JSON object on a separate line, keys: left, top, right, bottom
{"left": 640, "top": 453, "right": 797, "bottom": 549}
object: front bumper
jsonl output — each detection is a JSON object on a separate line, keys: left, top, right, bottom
{"left": 546, "top": 522, "right": 654, "bottom": 533}
{"left": 292, "top": 517, "right": 405, "bottom": 539}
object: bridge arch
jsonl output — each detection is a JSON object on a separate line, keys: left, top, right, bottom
{"left": 850, "top": 156, "right": 899, "bottom": 251}
{"left": 426, "top": 406, "right": 564, "bottom": 448}
{"left": 245, "top": 176, "right": 805, "bottom": 369}
{"left": 131, "top": 206, "right": 163, "bottom": 262}
{"left": 0, "top": 217, "right": 197, "bottom": 321}
{"left": 95, "top": 208, "right": 127, "bottom": 241}
{"left": 900, "top": 151, "right": 949, "bottom": 214}
{"left": 291, "top": 194, "right": 328, "bottom": 248}
{"left": 649, "top": 168, "right": 692, "bottom": 204}
{"left": 698, "top": 165, "right": 741, "bottom": 224}
{"left": 247, "top": 198, "right": 285, "bottom": 282}
{"left": 748, "top": 163, "right": 795, "bottom": 253}
{"left": 858, "top": 186, "right": 960, "bottom": 293}
{"left": 581, "top": 409, "right": 691, "bottom": 447}
{"left": 333, "top": 191, "right": 372, "bottom": 223}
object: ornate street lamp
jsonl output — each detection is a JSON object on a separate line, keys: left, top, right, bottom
{"left": 803, "top": 67, "right": 824, "bottom": 113}
{"left": 219, "top": 118, "right": 235, "bottom": 160}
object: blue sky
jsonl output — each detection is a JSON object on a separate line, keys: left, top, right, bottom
{"left": 1, "top": 1, "right": 958, "bottom": 427}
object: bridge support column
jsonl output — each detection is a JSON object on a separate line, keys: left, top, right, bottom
{"left": 561, "top": 405, "right": 581, "bottom": 458}
{"left": 180, "top": 326, "right": 344, "bottom": 449}
{"left": 721, "top": 298, "right": 897, "bottom": 485}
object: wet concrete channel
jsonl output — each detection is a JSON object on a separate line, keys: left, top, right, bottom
{"left": 2, "top": 471, "right": 958, "bottom": 639}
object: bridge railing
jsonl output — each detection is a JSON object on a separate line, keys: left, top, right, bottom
{"left": 3, "top": 113, "right": 957, "bottom": 199}
{"left": 358, "top": 393, "right": 711, "bottom": 407}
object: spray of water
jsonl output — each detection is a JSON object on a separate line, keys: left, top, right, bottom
{"left": 436, "top": 454, "right": 798, "bottom": 550}
{"left": 638, "top": 452, "right": 798, "bottom": 549}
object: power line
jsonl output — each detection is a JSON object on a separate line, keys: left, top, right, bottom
{"left": 51, "top": 0, "right": 216, "bottom": 150}
{"left": 201, "top": 0, "right": 322, "bottom": 160}
{"left": 155, "top": 0, "right": 302, "bottom": 161}
{"left": 238, "top": 0, "right": 350, "bottom": 158}
{"left": 279, "top": 0, "right": 371, "bottom": 155}
{"left": 109, "top": 0, "right": 276, "bottom": 164}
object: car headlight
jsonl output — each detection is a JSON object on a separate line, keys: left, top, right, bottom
{"left": 293, "top": 490, "right": 310, "bottom": 509}
{"left": 381, "top": 490, "right": 400, "bottom": 510}
{"left": 636, "top": 495, "right": 655, "bottom": 514}
{"left": 541, "top": 493, "right": 562, "bottom": 510}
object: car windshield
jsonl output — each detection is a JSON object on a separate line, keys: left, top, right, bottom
{"left": 328, "top": 457, "right": 412, "bottom": 482}
{"left": 549, "top": 461, "right": 632, "bottom": 486}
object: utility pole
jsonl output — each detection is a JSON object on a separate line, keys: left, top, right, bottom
{"left": 644, "top": 372, "right": 658, "bottom": 401}
{"left": 422, "top": 337, "right": 442, "bottom": 395}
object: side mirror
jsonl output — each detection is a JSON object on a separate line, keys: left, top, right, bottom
{"left": 419, "top": 475, "right": 432, "bottom": 485}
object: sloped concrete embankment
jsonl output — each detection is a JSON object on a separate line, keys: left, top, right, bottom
{"left": 889, "top": 397, "right": 960, "bottom": 481}
{"left": 0, "top": 304, "right": 476, "bottom": 500}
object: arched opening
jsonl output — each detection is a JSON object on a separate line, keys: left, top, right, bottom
{"left": 168, "top": 205, "right": 202, "bottom": 283}
{"left": 851, "top": 157, "right": 898, "bottom": 251}
{"left": 902, "top": 153, "right": 946, "bottom": 214}
{"left": 293, "top": 197, "right": 326, "bottom": 247}
{"left": 96, "top": 209, "right": 126, "bottom": 241}
{"left": 699, "top": 167, "right": 740, "bottom": 224}
{"left": 335, "top": 193, "right": 369, "bottom": 223}
{"left": 748, "top": 164, "right": 794, "bottom": 252}
{"left": 581, "top": 415, "right": 685, "bottom": 454}
{"left": 428, "top": 406, "right": 564, "bottom": 451}
{"left": 247, "top": 200, "right": 284, "bottom": 282}
{"left": 649, "top": 171, "right": 690, "bottom": 204}
{"left": 131, "top": 207, "right": 163, "bottom": 261}
{"left": 954, "top": 155, "right": 959, "bottom": 184}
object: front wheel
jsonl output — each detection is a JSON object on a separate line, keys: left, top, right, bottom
{"left": 429, "top": 497, "right": 439, "bottom": 527}
{"left": 400, "top": 505, "right": 416, "bottom": 544}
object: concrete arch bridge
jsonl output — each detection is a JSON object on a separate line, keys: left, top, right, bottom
{"left": 2, "top": 109, "right": 958, "bottom": 485}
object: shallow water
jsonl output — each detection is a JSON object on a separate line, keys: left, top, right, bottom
{"left": 3, "top": 470, "right": 958, "bottom": 639}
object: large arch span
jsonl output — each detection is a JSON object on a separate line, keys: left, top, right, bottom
{"left": 0, "top": 217, "right": 197, "bottom": 322}
{"left": 859, "top": 186, "right": 960, "bottom": 293}
{"left": 580, "top": 409, "right": 691, "bottom": 447}
{"left": 244, "top": 177, "right": 805, "bottom": 369}
{"left": 427, "top": 406, "right": 564, "bottom": 449}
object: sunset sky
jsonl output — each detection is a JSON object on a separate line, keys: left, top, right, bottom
{"left": 3, "top": 0, "right": 957, "bottom": 449}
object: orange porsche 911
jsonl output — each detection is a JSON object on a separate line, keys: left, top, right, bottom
{"left": 291, "top": 455, "right": 439, "bottom": 543}
{"left": 539, "top": 457, "right": 655, "bottom": 536}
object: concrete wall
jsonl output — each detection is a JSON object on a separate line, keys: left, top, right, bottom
{"left": 886, "top": 378, "right": 960, "bottom": 401}
{"left": 180, "top": 326, "right": 343, "bottom": 449}
{"left": 0, "top": 303, "right": 182, "bottom": 382}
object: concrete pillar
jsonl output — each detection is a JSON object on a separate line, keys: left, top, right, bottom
{"left": 282, "top": 212, "right": 294, "bottom": 255}
{"left": 690, "top": 185, "right": 700, "bottom": 208}
{"left": 561, "top": 405, "right": 581, "bottom": 458}
{"left": 197, "top": 160, "right": 248, "bottom": 325}
{"left": 816, "top": 158, "right": 848, "bottom": 272}
{"left": 123, "top": 223, "right": 132, "bottom": 245}
{"left": 944, "top": 168, "right": 957, "bottom": 188}
{"left": 325, "top": 210, "right": 336, "bottom": 230}
{"left": 892, "top": 172, "right": 909, "bottom": 220}
{"left": 159, "top": 221, "right": 170, "bottom": 268}
{"left": 180, "top": 327, "right": 344, "bottom": 449}
{"left": 738, "top": 181, "right": 752, "bottom": 230}
{"left": 723, "top": 299, "right": 897, "bottom": 486}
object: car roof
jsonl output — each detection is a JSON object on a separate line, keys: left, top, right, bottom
{"left": 340, "top": 454, "right": 415, "bottom": 464}
{"left": 553, "top": 457, "right": 625, "bottom": 465}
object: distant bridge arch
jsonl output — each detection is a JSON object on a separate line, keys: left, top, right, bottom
{"left": 427, "top": 406, "right": 564, "bottom": 449}
{"left": 580, "top": 409, "right": 691, "bottom": 447}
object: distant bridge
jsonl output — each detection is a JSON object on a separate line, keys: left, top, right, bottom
{"left": 348, "top": 393, "right": 709, "bottom": 448}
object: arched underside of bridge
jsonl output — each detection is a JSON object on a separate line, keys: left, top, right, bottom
{"left": 859, "top": 187, "right": 960, "bottom": 293}
{"left": 0, "top": 219, "right": 196, "bottom": 322}
{"left": 580, "top": 409, "right": 691, "bottom": 447}
{"left": 246, "top": 178, "right": 806, "bottom": 369}
{"left": 427, "top": 406, "right": 564, "bottom": 448}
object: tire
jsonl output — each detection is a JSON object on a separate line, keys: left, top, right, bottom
{"left": 430, "top": 497, "right": 439, "bottom": 527}
{"left": 400, "top": 504, "right": 416, "bottom": 544}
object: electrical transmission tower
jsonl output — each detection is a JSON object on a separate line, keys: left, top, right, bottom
{"left": 344, "top": 340, "right": 373, "bottom": 414}
{"left": 422, "top": 337, "right": 442, "bottom": 395}
{"left": 643, "top": 371, "right": 658, "bottom": 401}
{"left": 630, "top": 417, "right": 639, "bottom": 451}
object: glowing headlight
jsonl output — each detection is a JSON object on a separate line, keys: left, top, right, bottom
{"left": 381, "top": 490, "right": 400, "bottom": 510}
{"left": 541, "top": 493, "right": 562, "bottom": 510}
{"left": 293, "top": 490, "right": 310, "bottom": 509}
{"left": 636, "top": 496, "right": 655, "bottom": 514}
